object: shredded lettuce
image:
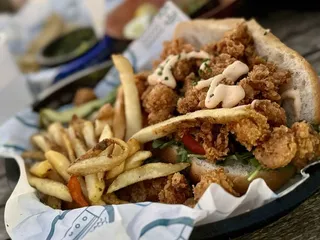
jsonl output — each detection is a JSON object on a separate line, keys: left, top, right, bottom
{"left": 151, "top": 140, "right": 264, "bottom": 172}
{"left": 188, "top": 154, "right": 205, "bottom": 159}
{"left": 248, "top": 158, "right": 260, "bottom": 168}
{"left": 177, "top": 147, "right": 189, "bottom": 162}
{"left": 312, "top": 124, "right": 320, "bottom": 133}
{"left": 151, "top": 138, "right": 191, "bottom": 163}
{"left": 223, "top": 152, "right": 262, "bottom": 181}
{"left": 247, "top": 165, "right": 262, "bottom": 181}
{"left": 152, "top": 139, "right": 177, "bottom": 149}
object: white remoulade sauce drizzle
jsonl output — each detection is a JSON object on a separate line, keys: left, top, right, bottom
{"left": 195, "top": 60, "right": 249, "bottom": 109}
{"left": 147, "top": 51, "right": 211, "bottom": 89}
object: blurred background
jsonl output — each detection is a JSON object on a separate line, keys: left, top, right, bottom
{"left": 0, "top": 0, "right": 318, "bottom": 123}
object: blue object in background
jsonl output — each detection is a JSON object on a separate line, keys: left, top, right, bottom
{"left": 53, "top": 35, "right": 114, "bottom": 83}
{"left": 26, "top": 34, "right": 130, "bottom": 98}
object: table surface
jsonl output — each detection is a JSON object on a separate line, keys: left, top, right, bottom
{"left": 1, "top": 9, "right": 320, "bottom": 240}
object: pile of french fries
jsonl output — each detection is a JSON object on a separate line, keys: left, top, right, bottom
{"left": 24, "top": 55, "right": 189, "bottom": 209}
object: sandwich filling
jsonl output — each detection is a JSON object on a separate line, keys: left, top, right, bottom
{"left": 134, "top": 22, "right": 320, "bottom": 177}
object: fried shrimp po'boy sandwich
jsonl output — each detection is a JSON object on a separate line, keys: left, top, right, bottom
{"left": 129, "top": 18, "right": 320, "bottom": 196}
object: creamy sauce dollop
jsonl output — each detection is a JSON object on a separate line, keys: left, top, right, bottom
{"left": 281, "top": 89, "right": 301, "bottom": 119}
{"left": 148, "top": 51, "right": 211, "bottom": 89}
{"left": 194, "top": 60, "right": 249, "bottom": 109}
{"left": 196, "top": 61, "right": 249, "bottom": 90}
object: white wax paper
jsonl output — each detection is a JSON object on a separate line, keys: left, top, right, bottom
{"left": 3, "top": 2, "right": 311, "bottom": 240}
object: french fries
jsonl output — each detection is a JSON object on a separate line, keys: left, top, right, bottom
{"left": 125, "top": 151, "right": 152, "bottom": 171}
{"left": 112, "top": 55, "right": 142, "bottom": 140}
{"left": 85, "top": 174, "right": 105, "bottom": 203}
{"left": 29, "top": 160, "right": 52, "bottom": 178}
{"left": 32, "top": 134, "right": 52, "bottom": 152}
{"left": 106, "top": 144, "right": 126, "bottom": 179}
{"left": 70, "top": 116, "right": 85, "bottom": 142}
{"left": 47, "top": 169, "right": 65, "bottom": 183}
{"left": 21, "top": 150, "right": 45, "bottom": 161}
{"left": 25, "top": 73, "right": 191, "bottom": 210}
{"left": 61, "top": 130, "right": 76, "bottom": 162}
{"left": 97, "top": 172, "right": 105, "bottom": 181}
{"left": 99, "top": 124, "right": 113, "bottom": 142}
{"left": 127, "top": 138, "right": 140, "bottom": 157}
{"left": 48, "top": 122, "right": 64, "bottom": 147}
{"left": 72, "top": 138, "right": 87, "bottom": 158}
{"left": 113, "top": 86, "right": 126, "bottom": 140}
{"left": 96, "top": 103, "right": 114, "bottom": 122}
{"left": 46, "top": 150, "right": 71, "bottom": 182}
{"left": 95, "top": 119, "right": 109, "bottom": 138}
{"left": 107, "top": 163, "right": 190, "bottom": 193}
{"left": 77, "top": 176, "right": 89, "bottom": 198}
{"left": 70, "top": 108, "right": 108, "bottom": 205}
{"left": 82, "top": 121, "right": 97, "bottom": 148}
{"left": 68, "top": 126, "right": 87, "bottom": 158}
{"left": 28, "top": 174, "right": 72, "bottom": 202}
{"left": 106, "top": 162, "right": 124, "bottom": 180}
{"left": 68, "top": 138, "right": 129, "bottom": 175}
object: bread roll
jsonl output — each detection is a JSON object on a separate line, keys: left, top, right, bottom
{"left": 153, "top": 146, "right": 296, "bottom": 194}
{"left": 174, "top": 18, "right": 320, "bottom": 124}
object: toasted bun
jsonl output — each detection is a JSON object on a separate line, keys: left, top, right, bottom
{"left": 174, "top": 18, "right": 320, "bottom": 124}
{"left": 153, "top": 146, "right": 296, "bottom": 195}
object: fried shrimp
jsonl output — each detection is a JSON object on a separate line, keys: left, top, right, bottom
{"left": 228, "top": 112, "right": 270, "bottom": 151}
{"left": 153, "top": 38, "right": 195, "bottom": 67}
{"left": 291, "top": 122, "right": 320, "bottom": 169}
{"left": 202, "top": 23, "right": 251, "bottom": 60}
{"left": 251, "top": 100, "right": 287, "bottom": 127}
{"left": 117, "top": 177, "right": 167, "bottom": 202}
{"left": 135, "top": 71, "right": 150, "bottom": 98}
{"left": 142, "top": 84, "right": 178, "bottom": 124}
{"left": 239, "top": 63, "right": 291, "bottom": 103}
{"left": 177, "top": 73, "right": 207, "bottom": 114}
{"left": 194, "top": 123, "right": 230, "bottom": 162}
{"left": 254, "top": 126, "right": 297, "bottom": 169}
{"left": 193, "top": 168, "right": 239, "bottom": 201}
{"left": 197, "top": 53, "right": 237, "bottom": 80}
{"left": 158, "top": 173, "right": 192, "bottom": 204}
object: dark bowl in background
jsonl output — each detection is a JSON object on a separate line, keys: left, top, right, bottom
{"left": 32, "top": 60, "right": 113, "bottom": 111}
{"left": 36, "top": 27, "right": 98, "bottom": 68}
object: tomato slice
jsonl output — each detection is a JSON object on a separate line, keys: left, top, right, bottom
{"left": 67, "top": 176, "right": 89, "bottom": 207}
{"left": 182, "top": 134, "right": 206, "bottom": 155}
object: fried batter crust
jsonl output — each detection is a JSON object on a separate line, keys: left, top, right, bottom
{"left": 252, "top": 100, "right": 287, "bottom": 127}
{"left": 158, "top": 173, "right": 193, "bottom": 204}
{"left": 177, "top": 73, "right": 207, "bottom": 114}
{"left": 254, "top": 125, "right": 297, "bottom": 169}
{"left": 153, "top": 38, "right": 195, "bottom": 68}
{"left": 202, "top": 23, "right": 251, "bottom": 60}
{"left": 239, "top": 63, "right": 291, "bottom": 103}
{"left": 142, "top": 84, "right": 178, "bottom": 125}
{"left": 291, "top": 122, "right": 320, "bottom": 169}
{"left": 228, "top": 112, "right": 270, "bottom": 151}
{"left": 195, "top": 123, "right": 229, "bottom": 162}
{"left": 193, "top": 168, "right": 239, "bottom": 201}
{"left": 116, "top": 177, "right": 167, "bottom": 202}
{"left": 135, "top": 71, "right": 150, "bottom": 98}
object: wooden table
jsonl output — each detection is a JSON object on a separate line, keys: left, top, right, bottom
{"left": 1, "top": 9, "right": 320, "bottom": 240}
